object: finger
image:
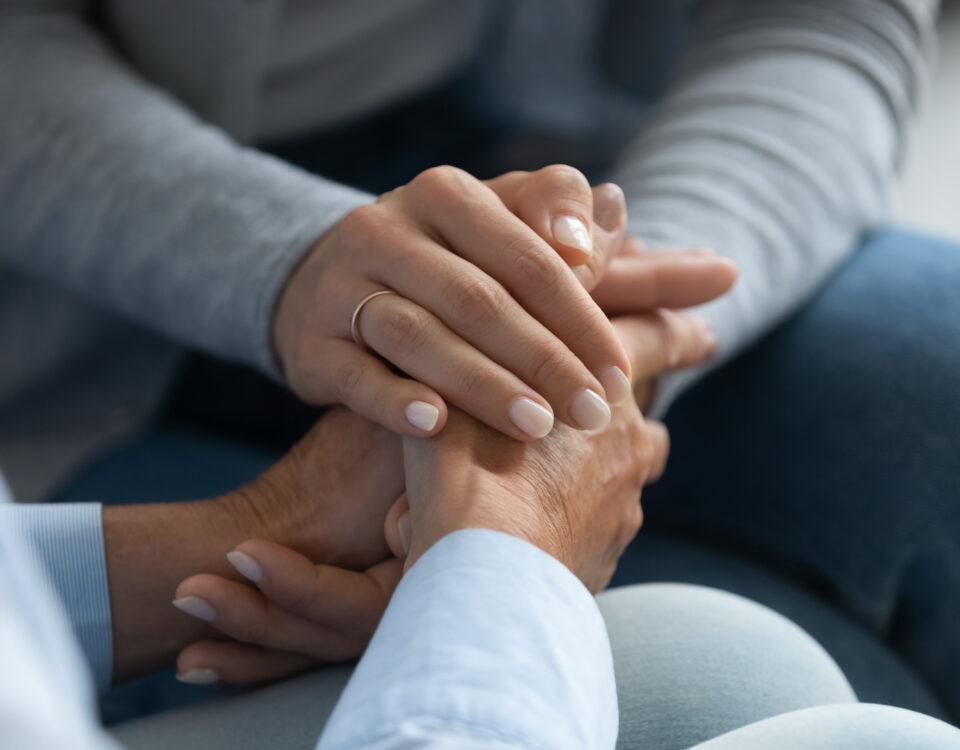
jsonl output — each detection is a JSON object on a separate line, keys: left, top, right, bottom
{"left": 349, "top": 239, "right": 626, "bottom": 425}
{"left": 175, "top": 573, "right": 361, "bottom": 660}
{"left": 384, "top": 493, "right": 411, "bottom": 560}
{"left": 177, "top": 641, "right": 317, "bottom": 685}
{"left": 227, "top": 540, "right": 398, "bottom": 637}
{"left": 592, "top": 251, "right": 738, "bottom": 314}
{"left": 485, "top": 165, "right": 595, "bottom": 268}
{"left": 611, "top": 310, "right": 718, "bottom": 385}
{"left": 400, "top": 166, "right": 634, "bottom": 403}
{"left": 573, "top": 182, "right": 627, "bottom": 292}
{"left": 354, "top": 290, "right": 567, "bottom": 439}
{"left": 309, "top": 337, "right": 448, "bottom": 437}
{"left": 643, "top": 421, "right": 670, "bottom": 483}
{"left": 485, "top": 176, "right": 625, "bottom": 293}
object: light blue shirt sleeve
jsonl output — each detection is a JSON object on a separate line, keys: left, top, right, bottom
{"left": 318, "top": 528, "right": 619, "bottom": 750}
{"left": 0, "top": 501, "right": 113, "bottom": 691}
{"left": 0, "top": 479, "right": 122, "bottom": 750}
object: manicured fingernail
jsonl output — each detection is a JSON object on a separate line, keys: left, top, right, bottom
{"left": 405, "top": 400, "right": 440, "bottom": 432}
{"left": 552, "top": 215, "right": 593, "bottom": 256}
{"left": 569, "top": 388, "right": 611, "bottom": 431}
{"left": 600, "top": 366, "right": 632, "bottom": 406}
{"left": 176, "top": 668, "right": 220, "bottom": 685}
{"left": 593, "top": 183, "right": 625, "bottom": 231}
{"left": 172, "top": 596, "right": 217, "bottom": 622}
{"left": 509, "top": 397, "right": 554, "bottom": 438}
{"left": 397, "top": 512, "right": 412, "bottom": 556}
{"left": 227, "top": 550, "right": 263, "bottom": 583}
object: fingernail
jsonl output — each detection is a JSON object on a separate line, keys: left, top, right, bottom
{"left": 687, "top": 246, "right": 717, "bottom": 256}
{"left": 509, "top": 397, "right": 554, "bottom": 438}
{"left": 405, "top": 400, "right": 440, "bottom": 432}
{"left": 552, "top": 215, "right": 593, "bottom": 256}
{"left": 397, "top": 512, "right": 412, "bottom": 556}
{"left": 227, "top": 550, "right": 264, "bottom": 583}
{"left": 569, "top": 388, "right": 611, "bottom": 431}
{"left": 593, "top": 183, "right": 625, "bottom": 231}
{"left": 176, "top": 668, "right": 220, "bottom": 685}
{"left": 599, "top": 366, "right": 632, "bottom": 406}
{"left": 172, "top": 596, "right": 217, "bottom": 622}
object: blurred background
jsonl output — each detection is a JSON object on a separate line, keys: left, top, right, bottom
{"left": 898, "top": 1, "right": 960, "bottom": 239}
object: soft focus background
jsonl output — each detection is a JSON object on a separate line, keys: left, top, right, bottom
{"left": 898, "top": 1, "right": 960, "bottom": 239}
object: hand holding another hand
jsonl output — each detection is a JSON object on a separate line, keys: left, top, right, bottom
{"left": 273, "top": 165, "right": 735, "bottom": 438}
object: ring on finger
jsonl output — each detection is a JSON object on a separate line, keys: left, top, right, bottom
{"left": 351, "top": 290, "right": 398, "bottom": 349}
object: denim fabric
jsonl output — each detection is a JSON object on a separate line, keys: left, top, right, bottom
{"left": 632, "top": 227, "right": 960, "bottom": 722}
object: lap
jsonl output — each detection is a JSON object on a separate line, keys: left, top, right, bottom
{"left": 111, "top": 583, "right": 854, "bottom": 750}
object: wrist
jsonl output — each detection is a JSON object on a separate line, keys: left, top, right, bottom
{"left": 408, "top": 470, "right": 560, "bottom": 568}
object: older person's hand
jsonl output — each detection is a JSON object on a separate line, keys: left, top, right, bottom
{"left": 171, "top": 386, "right": 669, "bottom": 684}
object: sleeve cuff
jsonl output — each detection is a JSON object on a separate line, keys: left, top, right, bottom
{"left": 2, "top": 503, "right": 113, "bottom": 691}
{"left": 319, "top": 528, "right": 618, "bottom": 750}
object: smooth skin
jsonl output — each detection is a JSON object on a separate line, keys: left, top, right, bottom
{"left": 274, "top": 165, "right": 736, "bottom": 439}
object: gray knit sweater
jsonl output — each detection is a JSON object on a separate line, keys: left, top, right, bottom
{"left": 0, "top": 0, "right": 937, "bottom": 498}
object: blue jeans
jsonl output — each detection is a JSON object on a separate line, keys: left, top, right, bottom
{"left": 615, "top": 227, "right": 960, "bottom": 720}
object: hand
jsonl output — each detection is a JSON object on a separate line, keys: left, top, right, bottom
{"left": 274, "top": 165, "right": 639, "bottom": 441}
{"left": 172, "top": 401, "right": 665, "bottom": 684}
{"left": 592, "top": 237, "right": 738, "bottom": 409}
{"left": 103, "top": 407, "right": 403, "bottom": 682}
{"left": 400, "top": 403, "right": 666, "bottom": 593}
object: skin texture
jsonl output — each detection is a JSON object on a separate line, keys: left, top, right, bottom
{"left": 169, "top": 300, "right": 726, "bottom": 685}
{"left": 103, "top": 238, "right": 733, "bottom": 686}
{"left": 273, "top": 167, "right": 734, "bottom": 438}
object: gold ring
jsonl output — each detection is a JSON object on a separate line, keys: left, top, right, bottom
{"left": 350, "top": 290, "right": 397, "bottom": 349}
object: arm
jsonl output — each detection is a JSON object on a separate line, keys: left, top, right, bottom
{"left": 0, "top": 0, "right": 371, "bottom": 375}
{"left": 611, "top": 0, "right": 937, "bottom": 413}
{"left": 317, "top": 530, "right": 618, "bottom": 750}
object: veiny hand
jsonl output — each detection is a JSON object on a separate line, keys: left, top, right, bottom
{"left": 274, "top": 164, "right": 640, "bottom": 441}
{"left": 172, "top": 400, "right": 663, "bottom": 684}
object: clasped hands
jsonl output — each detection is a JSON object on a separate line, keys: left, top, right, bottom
{"left": 159, "top": 166, "right": 736, "bottom": 686}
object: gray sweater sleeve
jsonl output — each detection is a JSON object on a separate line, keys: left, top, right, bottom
{"left": 612, "top": 0, "right": 938, "bottom": 415}
{"left": 0, "top": 4, "right": 372, "bottom": 376}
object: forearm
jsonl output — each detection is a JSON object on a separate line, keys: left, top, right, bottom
{"left": 612, "top": 0, "right": 936, "bottom": 413}
{"left": 0, "top": 7, "right": 372, "bottom": 376}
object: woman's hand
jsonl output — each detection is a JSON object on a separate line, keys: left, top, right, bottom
{"left": 273, "top": 165, "right": 730, "bottom": 440}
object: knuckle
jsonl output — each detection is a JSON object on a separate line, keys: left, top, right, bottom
{"left": 539, "top": 163, "right": 591, "bottom": 197}
{"left": 336, "top": 203, "right": 385, "bottom": 245}
{"left": 380, "top": 305, "right": 431, "bottom": 353}
{"left": 511, "top": 236, "right": 566, "bottom": 292}
{"left": 449, "top": 275, "right": 509, "bottom": 326}
{"left": 412, "top": 165, "right": 473, "bottom": 200}
{"left": 333, "top": 359, "right": 367, "bottom": 404}
{"left": 529, "top": 343, "right": 575, "bottom": 389}
{"left": 456, "top": 362, "right": 499, "bottom": 403}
